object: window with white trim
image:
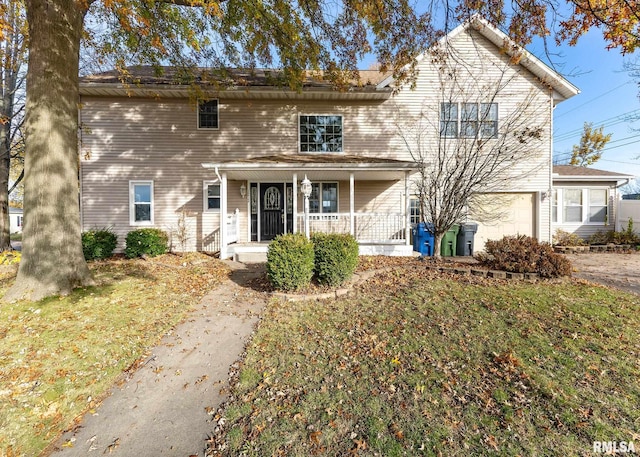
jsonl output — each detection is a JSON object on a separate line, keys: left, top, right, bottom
{"left": 299, "top": 115, "right": 343, "bottom": 153}
{"left": 409, "top": 196, "right": 421, "bottom": 225}
{"left": 588, "top": 189, "right": 607, "bottom": 223}
{"left": 198, "top": 100, "right": 219, "bottom": 129}
{"left": 309, "top": 182, "right": 338, "bottom": 213}
{"left": 440, "top": 102, "right": 498, "bottom": 138}
{"left": 553, "top": 188, "right": 609, "bottom": 224}
{"left": 130, "top": 181, "right": 153, "bottom": 225}
{"left": 203, "top": 181, "right": 221, "bottom": 211}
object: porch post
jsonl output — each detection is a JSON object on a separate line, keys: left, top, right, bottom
{"left": 220, "top": 172, "right": 228, "bottom": 259}
{"left": 404, "top": 171, "right": 410, "bottom": 246}
{"left": 292, "top": 173, "right": 298, "bottom": 234}
{"left": 350, "top": 172, "right": 355, "bottom": 236}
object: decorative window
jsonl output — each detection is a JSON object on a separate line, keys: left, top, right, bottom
{"left": 409, "top": 197, "right": 421, "bottom": 225}
{"left": 440, "top": 102, "right": 498, "bottom": 138}
{"left": 198, "top": 100, "right": 219, "bottom": 129}
{"left": 308, "top": 182, "right": 338, "bottom": 213}
{"left": 299, "top": 115, "right": 343, "bottom": 153}
{"left": 588, "top": 189, "right": 608, "bottom": 223}
{"left": 130, "top": 181, "right": 153, "bottom": 225}
{"left": 203, "top": 181, "right": 221, "bottom": 211}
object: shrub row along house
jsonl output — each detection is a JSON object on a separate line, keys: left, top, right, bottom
{"left": 79, "top": 17, "right": 579, "bottom": 260}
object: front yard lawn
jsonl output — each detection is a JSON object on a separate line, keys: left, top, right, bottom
{"left": 207, "top": 266, "right": 640, "bottom": 456}
{"left": 0, "top": 253, "right": 229, "bottom": 457}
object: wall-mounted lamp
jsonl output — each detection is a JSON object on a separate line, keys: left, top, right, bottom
{"left": 240, "top": 182, "right": 247, "bottom": 199}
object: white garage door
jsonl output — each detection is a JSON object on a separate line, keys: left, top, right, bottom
{"left": 472, "top": 193, "right": 535, "bottom": 252}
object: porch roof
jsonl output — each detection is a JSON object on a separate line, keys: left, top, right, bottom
{"left": 202, "top": 154, "right": 419, "bottom": 181}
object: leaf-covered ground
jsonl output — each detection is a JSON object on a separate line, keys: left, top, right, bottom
{"left": 207, "top": 265, "right": 640, "bottom": 456}
{"left": 0, "top": 253, "right": 229, "bottom": 457}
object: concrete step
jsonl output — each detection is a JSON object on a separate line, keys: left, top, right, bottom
{"left": 234, "top": 251, "right": 267, "bottom": 263}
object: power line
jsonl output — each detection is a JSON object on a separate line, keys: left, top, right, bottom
{"left": 555, "top": 81, "right": 634, "bottom": 120}
{"left": 554, "top": 109, "right": 640, "bottom": 141}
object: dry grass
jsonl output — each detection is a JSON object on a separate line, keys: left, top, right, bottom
{"left": 0, "top": 253, "right": 229, "bottom": 457}
{"left": 207, "top": 265, "right": 640, "bottom": 456}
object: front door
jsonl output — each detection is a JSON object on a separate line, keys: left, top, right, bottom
{"left": 260, "top": 183, "right": 284, "bottom": 241}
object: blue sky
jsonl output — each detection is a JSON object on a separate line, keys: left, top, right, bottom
{"left": 529, "top": 29, "right": 640, "bottom": 178}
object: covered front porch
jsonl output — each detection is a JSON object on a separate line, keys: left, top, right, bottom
{"left": 202, "top": 155, "right": 418, "bottom": 260}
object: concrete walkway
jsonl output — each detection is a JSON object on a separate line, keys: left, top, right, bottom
{"left": 46, "top": 261, "right": 268, "bottom": 457}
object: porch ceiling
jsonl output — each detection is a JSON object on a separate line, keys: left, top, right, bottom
{"left": 202, "top": 154, "right": 419, "bottom": 181}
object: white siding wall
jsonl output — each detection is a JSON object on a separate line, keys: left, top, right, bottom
{"left": 80, "top": 27, "right": 556, "bottom": 251}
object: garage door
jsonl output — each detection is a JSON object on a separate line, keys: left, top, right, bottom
{"left": 471, "top": 193, "right": 535, "bottom": 252}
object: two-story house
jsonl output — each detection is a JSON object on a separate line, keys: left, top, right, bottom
{"left": 78, "top": 17, "right": 579, "bottom": 260}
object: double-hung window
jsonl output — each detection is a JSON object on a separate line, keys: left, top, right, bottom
{"left": 409, "top": 196, "right": 421, "bottom": 224}
{"left": 203, "top": 181, "right": 221, "bottom": 211}
{"left": 588, "top": 189, "right": 608, "bottom": 223}
{"left": 300, "top": 115, "right": 343, "bottom": 153}
{"left": 554, "top": 188, "right": 608, "bottom": 224}
{"left": 309, "top": 182, "right": 338, "bottom": 213}
{"left": 198, "top": 100, "right": 219, "bottom": 129}
{"left": 440, "top": 102, "right": 498, "bottom": 138}
{"left": 130, "top": 181, "right": 153, "bottom": 225}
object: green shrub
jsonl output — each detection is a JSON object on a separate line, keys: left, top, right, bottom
{"left": 82, "top": 228, "right": 118, "bottom": 260}
{"left": 552, "top": 229, "right": 586, "bottom": 246}
{"left": 312, "top": 233, "right": 359, "bottom": 286}
{"left": 588, "top": 230, "right": 613, "bottom": 245}
{"left": 477, "top": 234, "right": 571, "bottom": 278}
{"left": 266, "top": 233, "right": 314, "bottom": 291}
{"left": 124, "top": 228, "right": 168, "bottom": 258}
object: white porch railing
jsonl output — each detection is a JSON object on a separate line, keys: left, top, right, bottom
{"left": 227, "top": 208, "right": 240, "bottom": 244}
{"left": 296, "top": 212, "right": 407, "bottom": 243}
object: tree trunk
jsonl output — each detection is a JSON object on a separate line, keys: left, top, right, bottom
{"left": 0, "top": 121, "right": 11, "bottom": 251}
{"left": 432, "top": 232, "right": 444, "bottom": 260}
{"left": 4, "top": 0, "right": 93, "bottom": 301}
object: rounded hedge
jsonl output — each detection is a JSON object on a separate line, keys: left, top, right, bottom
{"left": 312, "top": 233, "right": 359, "bottom": 286}
{"left": 82, "top": 228, "right": 118, "bottom": 260}
{"left": 124, "top": 228, "right": 169, "bottom": 259}
{"left": 478, "top": 234, "right": 572, "bottom": 278}
{"left": 266, "top": 233, "right": 314, "bottom": 291}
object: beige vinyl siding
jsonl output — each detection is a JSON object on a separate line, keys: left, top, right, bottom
{"left": 80, "top": 26, "right": 556, "bottom": 251}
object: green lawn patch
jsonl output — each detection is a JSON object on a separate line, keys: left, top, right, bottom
{"left": 208, "top": 267, "right": 640, "bottom": 456}
{"left": 0, "top": 253, "right": 229, "bottom": 456}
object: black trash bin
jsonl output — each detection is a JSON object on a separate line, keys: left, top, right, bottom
{"left": 456, "top": 223, "right": 479, "bottom": 256}
{"left": 412, "top": 222, "right": 436, "bottom": 256}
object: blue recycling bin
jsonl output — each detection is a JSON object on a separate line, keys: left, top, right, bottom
{"left": 412, "top": 222, "right": 435, "bottom": 256}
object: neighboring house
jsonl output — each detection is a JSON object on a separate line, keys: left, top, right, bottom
{"left": 78, "top": 17, "right": 578, "bottom": 259}
{"left": 9, "top": 208, "right": 23, "bottom": 234}
{"left": 552, "top": 165, "right": 633, "bottom": 239}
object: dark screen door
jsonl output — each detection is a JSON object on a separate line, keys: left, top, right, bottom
{"left": 260, "top": 183, "right": 284, "bottom": 240}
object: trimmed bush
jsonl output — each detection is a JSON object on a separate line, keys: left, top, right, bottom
{"left": 312, "top": 233, "right": 359, "bottom": 286}
{"left": 124, "top": 228, "right": 169, "bottom": 259}
{"left": 476, "top": 234, "right": 571, "bottom": 278}
{"left": 82, "top": 228, "right": 118, "bottom": 260}
{"left": 266, "top": 233, "right": 314, "bottom": 291}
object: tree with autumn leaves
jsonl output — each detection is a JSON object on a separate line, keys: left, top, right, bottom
{"left": 1, "top": 0, "right": 639, "bottom": 301}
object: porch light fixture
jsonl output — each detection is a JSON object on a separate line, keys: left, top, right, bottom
{"left": 240, "top": 182, "right": 247, "bottom": 199}
{"left": 301, "top": 175, "right": 312, "bottom": 239}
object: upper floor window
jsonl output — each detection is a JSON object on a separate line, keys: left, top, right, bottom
{"left": 203, "top": 181, "right": 221, "bottom": 211}
{"left": 130, "top": 181, "right": 153, "bottom": 225}
{"left": 198, "top": 100, "right": 219, "bottom": 129}
{"left": 300, "top": 115, "right": 343, "bottom": 153}
{"left": 440, "top": 102, "right": 498, "bottom": 139}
